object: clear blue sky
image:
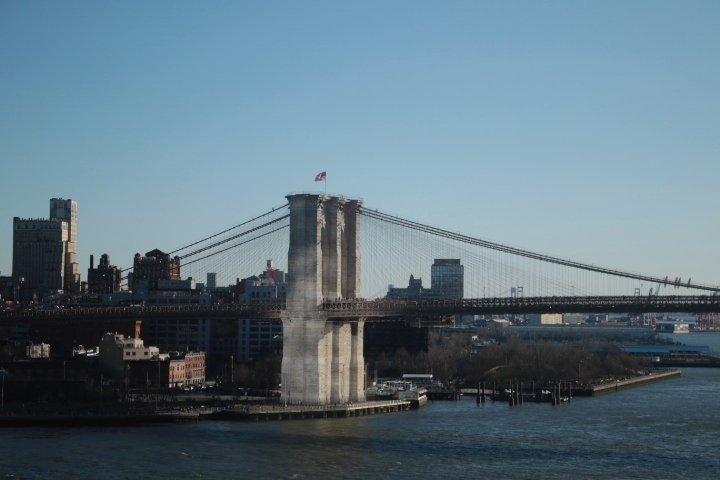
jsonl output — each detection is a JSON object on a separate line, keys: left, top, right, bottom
{"left": 1, "top": 1, "right": 718, "bottom": 286}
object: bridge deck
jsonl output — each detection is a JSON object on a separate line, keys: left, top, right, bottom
{"left": 2, "top": 295, "right": 719, "bottom": 323}
{"left": 321, "top": 295, "right": 720, "bottom": 316}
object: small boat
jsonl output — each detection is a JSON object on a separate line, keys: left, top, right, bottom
{"left": 365, "top": 387, "right": 397, "bottom": 401}
{"left": 397, "top": 387, "right": 428, "bottom": 408}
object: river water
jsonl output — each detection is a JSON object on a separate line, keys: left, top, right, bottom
{"left": 1, "top": 366, "right": 719, "bottom": 479}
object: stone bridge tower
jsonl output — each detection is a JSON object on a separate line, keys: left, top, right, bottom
{"left": 281, "top": 194, "right": 365, "bottom": 405}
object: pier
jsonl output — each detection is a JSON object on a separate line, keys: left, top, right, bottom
{"left": 454, "top": 369, "right": 682, "bottom": 405}
{"left": 586, "top": 369, "right": 681, "bottom": 396}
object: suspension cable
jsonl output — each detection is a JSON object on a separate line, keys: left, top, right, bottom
{"left": 168, "top": 203, "right": 288, "bottom": 255}
{"left": 178, "top": 215, "right": 290, "bottom": 260}
{"left": 181, "top": 224, "right": 289, "bottom": 268}
{"left": 359, "top": 206, "right": 720, "bottom": 293}
{"left": 118, "top": 206, "right": 289, "bottom": 280}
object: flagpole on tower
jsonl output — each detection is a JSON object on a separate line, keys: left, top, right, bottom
{"left": 315, "top": 171, "right": 327, "bottom": 194}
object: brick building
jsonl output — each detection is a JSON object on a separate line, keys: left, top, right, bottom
{"left": 87, "top": 253, "right": 122, "bottom": 294}
{"left": 129, "top": 249, "right": 180, "bottom": 291}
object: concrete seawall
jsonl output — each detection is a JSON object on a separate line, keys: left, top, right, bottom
{"left": 207, "top": 400, "right": 411, "bottom": 421}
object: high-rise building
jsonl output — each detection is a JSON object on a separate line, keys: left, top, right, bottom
{"left": 50, "top": 198, "right": 80, "bottom": 292}
{"left": 238, "top": 318, "right": 282, "bottom": 361}
{"left": 129, "top": 249, "right": 181, "bottom": 291}
{"left": 431, "top": 259, "right": 464, "bottom": 299}
{"left": 147, "top": 318, "right": 213, "bottom": 353}
{"left": 87, "top": 253, "right": 122, "bottom": 294}
{"left": 12, "top": 198, "right": 80, "bottom": 293}
{"left": 386, "top": 274, "right": 438, "bottom": 299}
{"left": 236, "top": 260, "right": 287, "bottom": 361}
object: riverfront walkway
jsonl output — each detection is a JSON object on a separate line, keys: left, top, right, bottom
{"left": 207, "top": 400, "right": 412, "bottom": 421}
{"left": 0, "top": 400, "right": 412, "bottom": 426}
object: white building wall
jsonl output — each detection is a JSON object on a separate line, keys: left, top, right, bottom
{"left": 98, "top": 333, "right": 160, "bottom": 377}
{"left": 527, "top": 314, "right": 563, "bottom": 325}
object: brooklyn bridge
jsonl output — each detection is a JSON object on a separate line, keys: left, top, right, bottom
{"left": 3, "top": 193, "right": 719, "bottom": 405}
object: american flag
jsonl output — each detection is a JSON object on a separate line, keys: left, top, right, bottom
{"left": 315, "top": 171, "right": 326, "bottom": 181}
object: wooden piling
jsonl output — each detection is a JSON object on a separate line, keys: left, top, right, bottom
{"left": 519, "top": 383, "right": 523, "bottom": 405}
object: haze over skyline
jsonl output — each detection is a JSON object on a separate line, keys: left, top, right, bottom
{"left": 1, "top": 1, "right": 718, "bottom": 288}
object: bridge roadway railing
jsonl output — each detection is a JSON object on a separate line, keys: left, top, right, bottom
{"left": 0, "top": 301, "right": 285, "bottom": 322}
{"left": 4, "top": 295, "right": 720, "bottom": 323}
{"left": 320, "top": 295, "right": 720, "bottom": 317}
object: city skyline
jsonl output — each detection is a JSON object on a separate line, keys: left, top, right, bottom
{"left": 1, "top": 1, "right": 719, "bottom": 286}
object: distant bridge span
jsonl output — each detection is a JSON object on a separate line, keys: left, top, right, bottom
{"left": 3, "top": 295, "right": 719, "bottom": 324}
{"left": 0, "top": 302, "right": 284, "bottom": 323}
{"left": 321, "top": 295, "right": 720, "bottom": 317}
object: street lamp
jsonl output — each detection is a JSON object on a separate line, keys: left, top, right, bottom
{"left": 340, "top": 364, "right": 345, "bottom": 405}
{"left": 156, "top": 359, "right": 160, "bottom": 410}
{"left": 229, "top": 356, "right": 234, "bottom": 396}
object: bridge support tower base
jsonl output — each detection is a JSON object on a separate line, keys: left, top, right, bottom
{"left": 281, "top": 193, "right": 365, "bottom": 405}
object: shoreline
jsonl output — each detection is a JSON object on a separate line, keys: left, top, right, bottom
{"left": 0, "top": 411, "right": 201, "bottom": 427}
{"left": 0, "top": 371, "right": 682, "bottom": 427}
{"left": 0, "top": 400, "right": 412, "bottom": 427}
